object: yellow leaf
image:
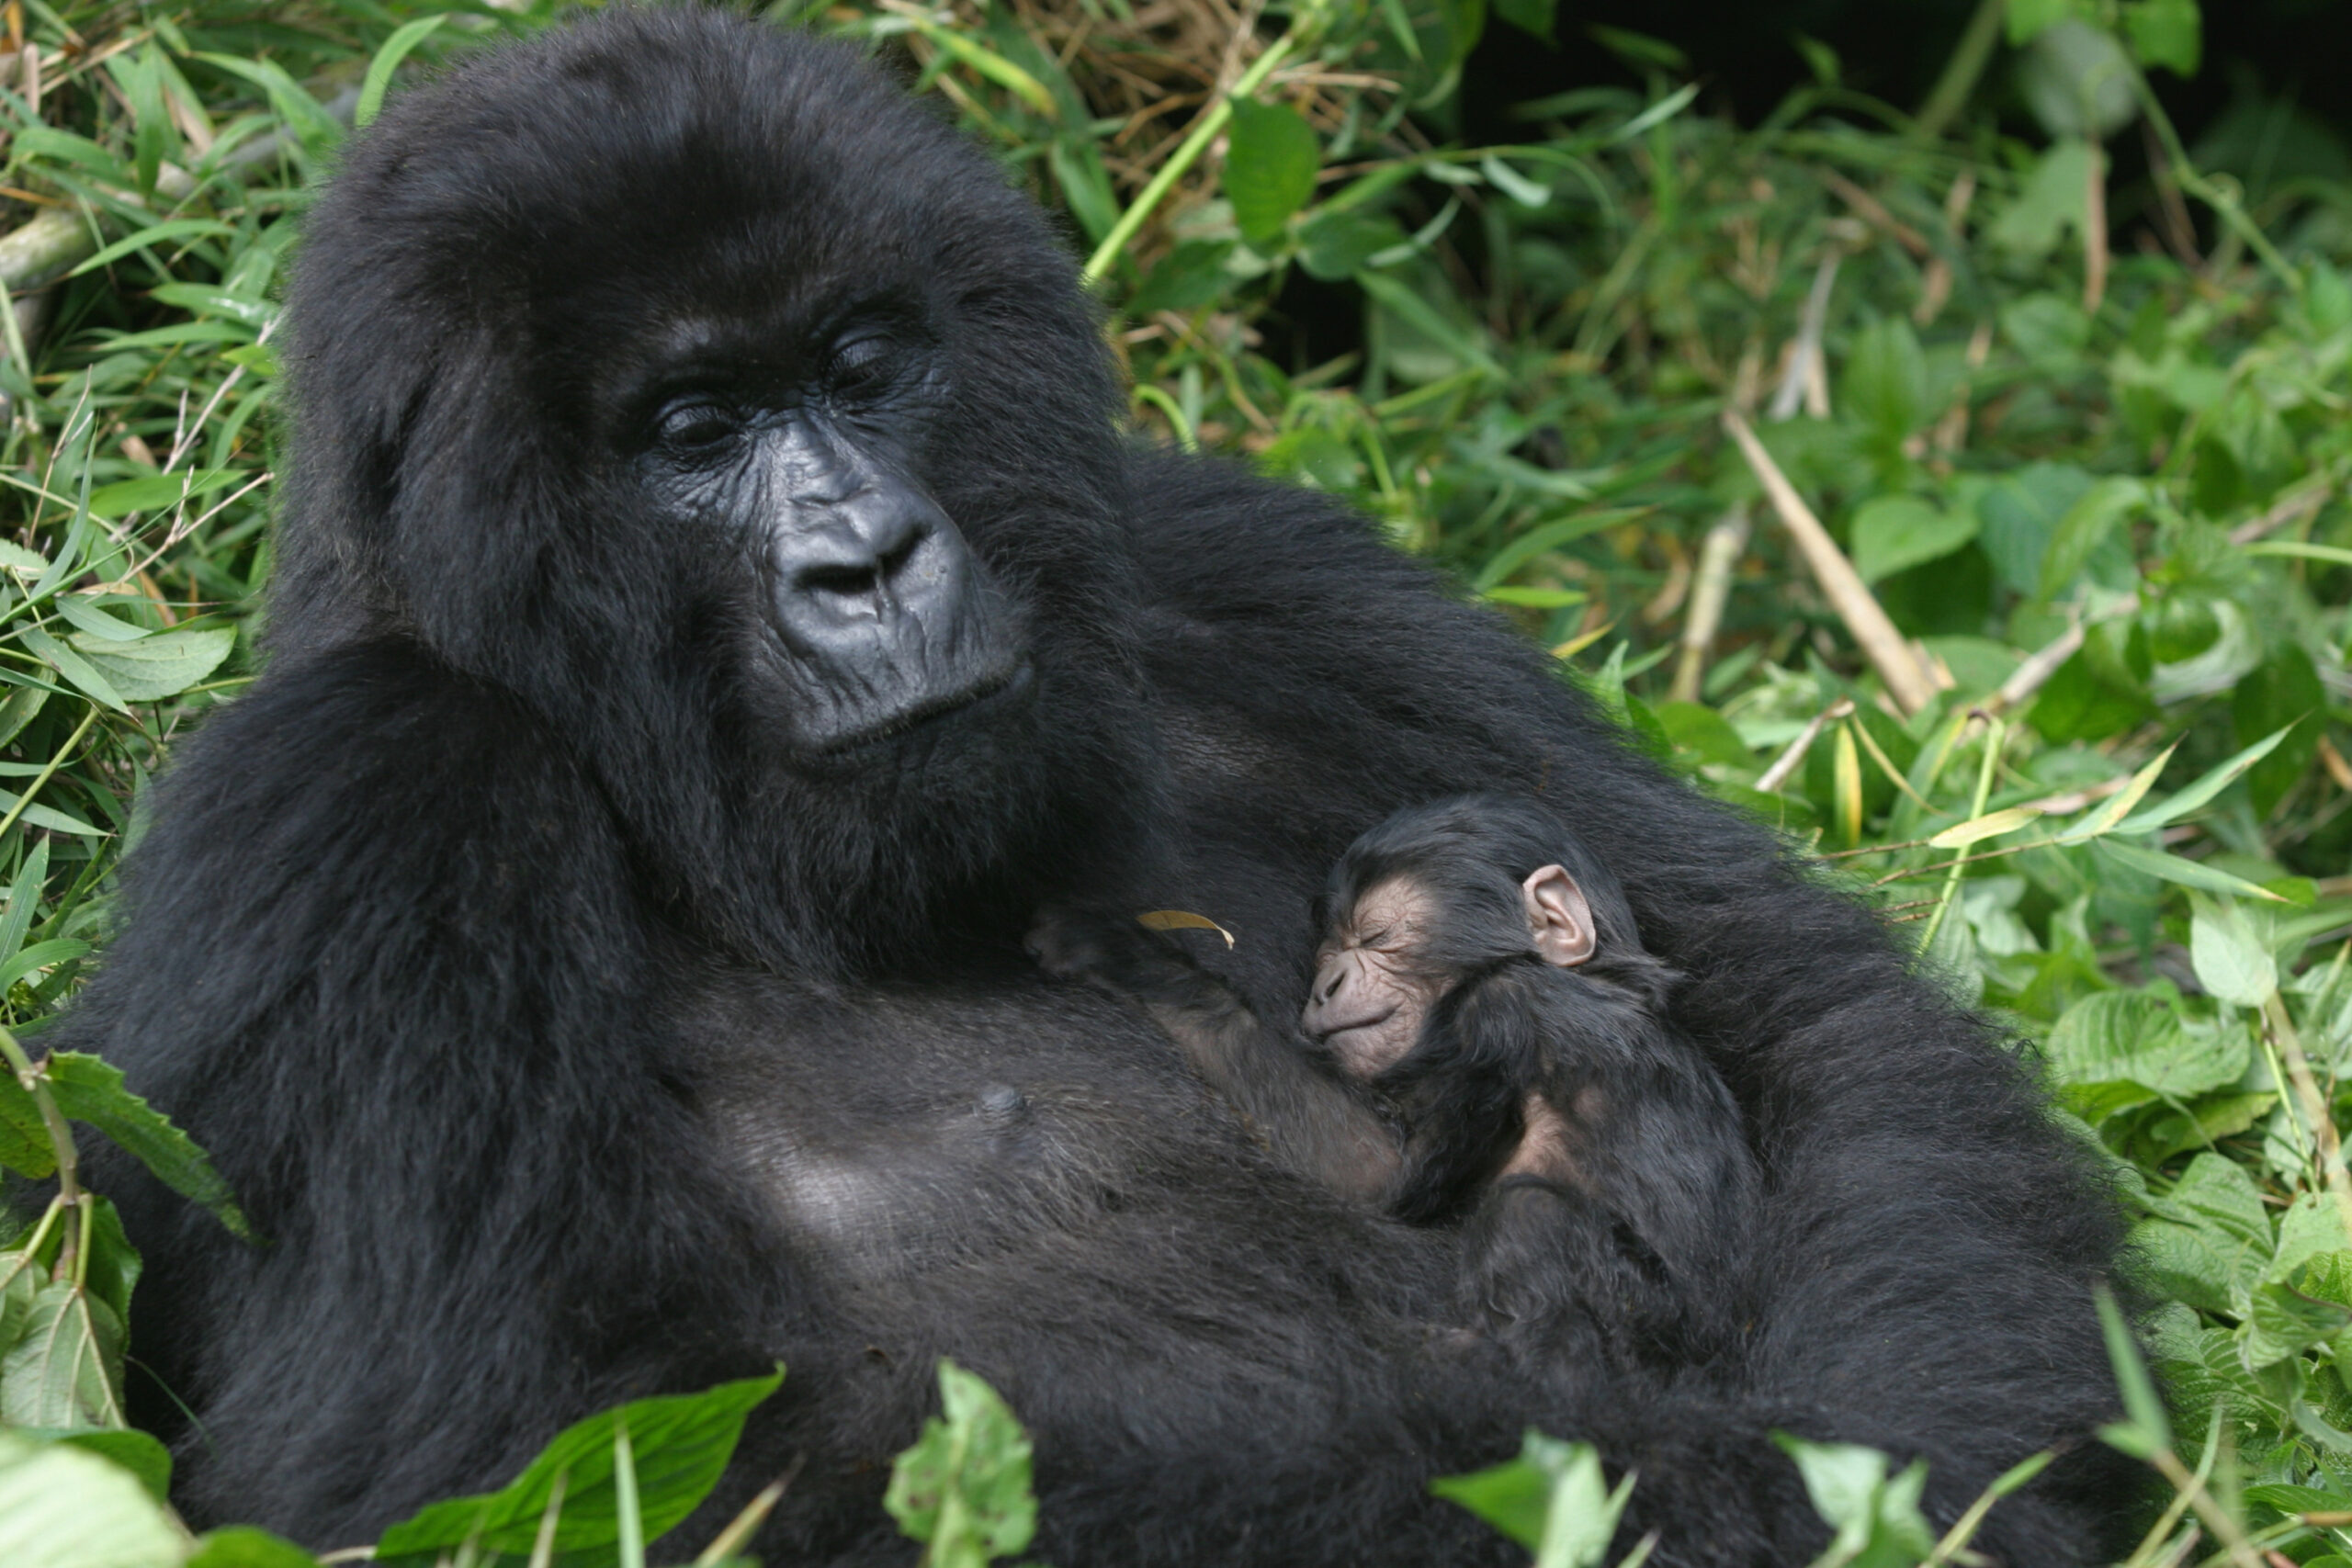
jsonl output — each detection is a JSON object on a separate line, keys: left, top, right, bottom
{"left": 1137, "top": 909, "right": 1235, "bottom": 948}
{"left": 1551, "top": 622, "right": 1616, "bottom": 661}
{"left": 1928, "top": 805, "right": 2044, "bottom": 850}
{"left": 2053, "top": 742, "right": 2176, "bottom": 843}
{"left": 1834, "top": 721, "right": 1863, "bottom": 848}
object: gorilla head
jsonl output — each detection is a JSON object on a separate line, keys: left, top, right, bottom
{"left": 276, "top": 11, "right": 1165, "bottom": 973}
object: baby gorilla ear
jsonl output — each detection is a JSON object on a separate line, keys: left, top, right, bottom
{"left": 1521, "top": 865, "right": 1597, "bottom": 967}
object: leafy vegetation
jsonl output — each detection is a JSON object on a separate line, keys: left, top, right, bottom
{"left": 4, "top": 0, "right": 2352, "bottom": 1561}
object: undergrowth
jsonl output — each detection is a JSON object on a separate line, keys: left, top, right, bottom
{"left": 3, "top": 0, "right": 2351, "bottom": 1562}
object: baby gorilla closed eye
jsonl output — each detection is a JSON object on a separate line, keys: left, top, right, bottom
{"left": 1028, "top": 793, "right": 1759, "bottom": 1367}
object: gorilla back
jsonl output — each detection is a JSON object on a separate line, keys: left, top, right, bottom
{"left": 64, "top": 10, "right": 2136, "bottom": 1565}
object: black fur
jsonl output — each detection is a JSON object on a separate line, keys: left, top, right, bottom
{"left": 62, "top": 10, "right": 2138, "bottom": 1565}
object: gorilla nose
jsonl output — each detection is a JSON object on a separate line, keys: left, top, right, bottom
{"left": 775, "top": 490, "right": 959, "bottom": 638}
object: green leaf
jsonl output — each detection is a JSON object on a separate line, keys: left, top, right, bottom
{"left": 51, "top": 597, "right": 151, "bottom": 644}
{"left": 2189, "top": 897, "right": 2277, "bottom": 1008}
{"left": 0, "top": 1278, "right": 127, "bottom": 1428}
{"left": 44, "top": 1053, "right": 253, "bottom": 1240}
{"left": 1432, "top": 1431, "right": 1633, "bottom": 1566}
{"left": 2119, "top": 725, "right": 2292, "bottom": 834}
{"left": 0, "top": 941, "right": 92, "bottom": 996}
{"left": 40, "top": 1427, "right": 174, "bottom": 1503}
{"left": 83, "top": 468, "right": 242, "bottom": 522}
{"left": 0, "top": 1429, "right": 181, "bottom": 1568}
{"left": 2052, "top": 745, "right": 2174, "bottom": 842}
{"left": 1849, "top": 495, "right": 1975, "bottom": 585}
{"left": 71, "top": 626, "right": 236, "bottom": 703}
{"left": 1295, "top": 211, "right": 1408, "bottom": 283}
{"left": 18, "top": 628, "right": 129, "bottom": 714}
{"left": 2093, "top": 837, "right": 2285, "bottom": 903}
{"left": 1840, "top": 316, "right": 1928, "bottom": 442}
{"left": 0, "top": 1072, "right": 52, "bottom": 1179}
{"left": 356, "top": 15, "right": 448, "bottom": 128}
{"left": 1987, "top": 140, "right": 2096, "bottom": 259}
{"left": 2122, "top": 0, "right": 2200, "bottom": 75}
{"left": 2048, "top": 990, "right": 2245, "bottom": 1099}
{"left": 1928, "top": 806, "right": 2043, "bottom": 851}
{"left": 1490, "top": 0, "right": 1555, "bottom": 43}
{"left": 2007, "top": 0, "right": 2087, "bottom": 45}
{"left": 1771, "top": 1433, "right": 1934, "bottom": 1568}
{"left": 2038, "top": 477, "right": 2143, "bottom": 601}
{"left": 2231, "top": 649, "right": 2323, "bottom": 818}
{"left": 374, "top": 1370, "right": 783, "bottom": 1565}
{"left": 884, "top": 1360, "right": 1037, "bottom": 1568}
{"left": 189, "top": 1527, "right": 321, "bottom": 1568}
{"left": 67, "top": 219, "right": 238, "bottom": 278}
{"left": 2095, "top": 1285, "right": 2174, "bottom": 1458}
{"left": 1224, "top": 99, "right": 1321, "bottom": 247}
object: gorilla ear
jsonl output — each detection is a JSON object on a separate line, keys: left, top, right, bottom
{"left": 1521, "top": 865, "right": 1597, "bottom": 967}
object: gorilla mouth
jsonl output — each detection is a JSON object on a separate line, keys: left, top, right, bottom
{"left": 808, "top": 655, "right": 1035, "bottom": 756}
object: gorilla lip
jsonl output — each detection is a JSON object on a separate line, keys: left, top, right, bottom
{"left": 806, "top": 655, "right": 1034, "bottom": 756}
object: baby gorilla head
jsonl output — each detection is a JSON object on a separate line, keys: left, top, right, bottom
{"left": 1302, "top": 795, "right": 1636, "bottom": 1078}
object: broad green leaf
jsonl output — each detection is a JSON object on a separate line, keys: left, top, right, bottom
{"left": 0, "top": 1430, "right": 180, "bottom": 1568}
{"left": 1928, "top": 806, "right": 2042, "bottom": 851}
{"left": 1849, "top": 495, "right": 1975, "bottom": 584}
{"left": 356, "top": 15, "right": 448, "bottom": 127}
{"left": 374, "top": 1370, "right": 783, "bottom": 1564}
{"left": 0, "top": 540, "right": 50, "bottom": 574}
{"left": 885, "top": 1360, "right": 1037, "bottom": 1568}
{"left": 1988, "top": 141, "right": 2095, "bottom": 259}
{"left": 2190, "top": 898, "right": 2276, "bottom": 1008}
{"left": 2119, "top": 725, "right": 2292, "bottom": 834}
{"left": 2122, "top": 0, "right": 2200, "bottom": 74}
{"left": 2038, "top": 477, "right": 2143, "bottom": 601}
{"left": 2270, "top": 1199, "right": 2348, "bottom": 1285}
{"left": 1224, "top": 99, "right": 1320, "bottom": 247}
{"left": 2007, "top": 0, "right": 2086, "bottom": 44}
{"left": 44, "top": 1053, "right": 252, "bottom": 1240}
{"left": 2048, "top": 990, "right": 2244, "bottom": 1099}
{"left": 2093, "top": 837, "right": 2285, "bottom": 902}
{"left": 1771, "top": 1434, "right": 1933, "bottom": 1568}
{"left": 1490, "top": 0, "right": 1555, "bottom": 43}
{"left": 2232, "top": 649, "right": 2324, "bottom": 818}
{"left": 1432, "top": 1431, "right": 1632, "bottom": 1565}
{"left": 71, "top": 626, "right": 236, "bottom": 702}
{"left": 1840, "top": 316, "right": 1928, "bottom": 441}
{"left": 0, "top": 1279, "right": 127, "bottom": 1428}
{"left": 0, "top": 1072, "right": 52, "bottom": 1179}
{"left": 37, "top": 1427, "right": 174, "bottom": 1503}
{"left": 189, "top": 1527, "right": 321, "bottom": 1568}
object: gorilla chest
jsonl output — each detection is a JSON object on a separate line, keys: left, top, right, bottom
{"left": 684, "top": 970, "right": 1238, "bottom": 1280}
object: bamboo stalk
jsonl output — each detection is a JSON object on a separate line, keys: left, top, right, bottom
{"left": 1668, "top": 504, "right": 1750, "bottom": 703}
{"left": 1721, "top": 409, "right": 1939, "bottom": 714}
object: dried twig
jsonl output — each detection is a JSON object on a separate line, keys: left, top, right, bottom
{"left": 1669, "top": 504, "right": 1750, "bottom": 703}
{"left": 1722, "top": 409, "right": 1939, "bottom": 714}
{"left": 1757, "top": 697, "right": 1853, "bottom": 794}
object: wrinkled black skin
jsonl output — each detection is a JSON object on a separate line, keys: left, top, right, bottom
{"left": 57, "top": 9, "right": 2140, "bottom": 1565}
{"left": 1032, "top": 795, "right": 1761, "bottom": 1373}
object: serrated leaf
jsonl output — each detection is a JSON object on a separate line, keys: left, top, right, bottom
{"left": 1433, "top": 1431, "right": 1631, "bottom": 1565}
{"left": 0, "top": 1072, "right": 53, "bottom": 1179}
{"left": 70, "top": 626, "right": 235, "bottom": 703}
{"left": 1224, "top": 98, "right": 1320, "bottom": 247}
{"left": 44, "top": 1053, "right": 252, "bottom": 1240}
{"left": 2048, "top": 990, "right": 2244, "bottom": 1098}
{"left": 0, "top": 541, "right": 50, "bottom": 574}
{"left": 375, "top": 1370, "right": 783, "bottom": 1565}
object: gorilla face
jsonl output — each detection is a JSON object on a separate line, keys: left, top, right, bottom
{"left": 271, "top": 21, "right": 1167, "bottom": 972}
{"left": 625, "top": 303, "right": 1032, "bottom": 759}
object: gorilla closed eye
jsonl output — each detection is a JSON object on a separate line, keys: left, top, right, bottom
{"left": 653, "top": 400, "right": 742, "bottom": 454}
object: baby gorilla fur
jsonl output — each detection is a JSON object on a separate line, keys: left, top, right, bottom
{"left": 1030, "top": 795, "right": 1759, "bottom": 1371}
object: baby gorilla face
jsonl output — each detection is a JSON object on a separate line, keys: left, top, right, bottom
{"left": 1301, "top": 865, "right": 1600, "bottom": 1077}
{"left": 1301, "top": 879, "right": 1446, "bottom": 1076}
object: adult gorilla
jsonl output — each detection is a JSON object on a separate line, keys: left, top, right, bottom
{"left": 68, "top": 8, "right": 2131, "bottom": 1563}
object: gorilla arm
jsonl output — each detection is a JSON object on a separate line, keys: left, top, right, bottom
{"left": 60, "top": 641, "right": 773, "bottom": 1541}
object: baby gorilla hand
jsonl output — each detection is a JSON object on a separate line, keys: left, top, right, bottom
{"left": 1024, "top": 905, "right": 1185, "bottom": 992}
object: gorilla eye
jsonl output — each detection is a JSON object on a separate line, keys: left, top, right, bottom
{"left": 653, "top": 400, "right": 741, "bottom": 455}
{"left": 827, "top": 334, "right": 903, "bottom": 400}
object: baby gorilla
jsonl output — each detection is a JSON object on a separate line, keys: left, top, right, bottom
{"left": 1029, "top": 795, "right": 1758, "bottom": 1367}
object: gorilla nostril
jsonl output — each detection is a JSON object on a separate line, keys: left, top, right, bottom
{"left": 799, "top": 561, "right": 886, "bottom": 604}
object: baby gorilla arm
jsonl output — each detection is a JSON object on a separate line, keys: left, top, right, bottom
{"left": 1026, "top": 908, "right": 1402, "bottom": 1201}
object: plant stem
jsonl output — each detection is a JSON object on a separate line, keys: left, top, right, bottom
{"left": 1081, "top": 32, "right": 1297, "bottom": 286}
{"left": 1911, "top": 0, "right": 2007, "bottom": 144}
{"left": 1920, "top": 714, "right": 2000, "bottom": 950}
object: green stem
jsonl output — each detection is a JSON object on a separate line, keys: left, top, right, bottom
{"left": 0, "top": 702, "right": 100, "bottom": 844}
{"left": 1911, "top": 0, "right": 2007, "bottom": 144}
{"left": 1080, "top": 32, "right": 1298, "bottom": 286}
{"left": 2132, "top": 73, "right": 2301, "bottom": 294}
{"left": 1919, "top": 714, "right": 2001, "bottom": 952}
